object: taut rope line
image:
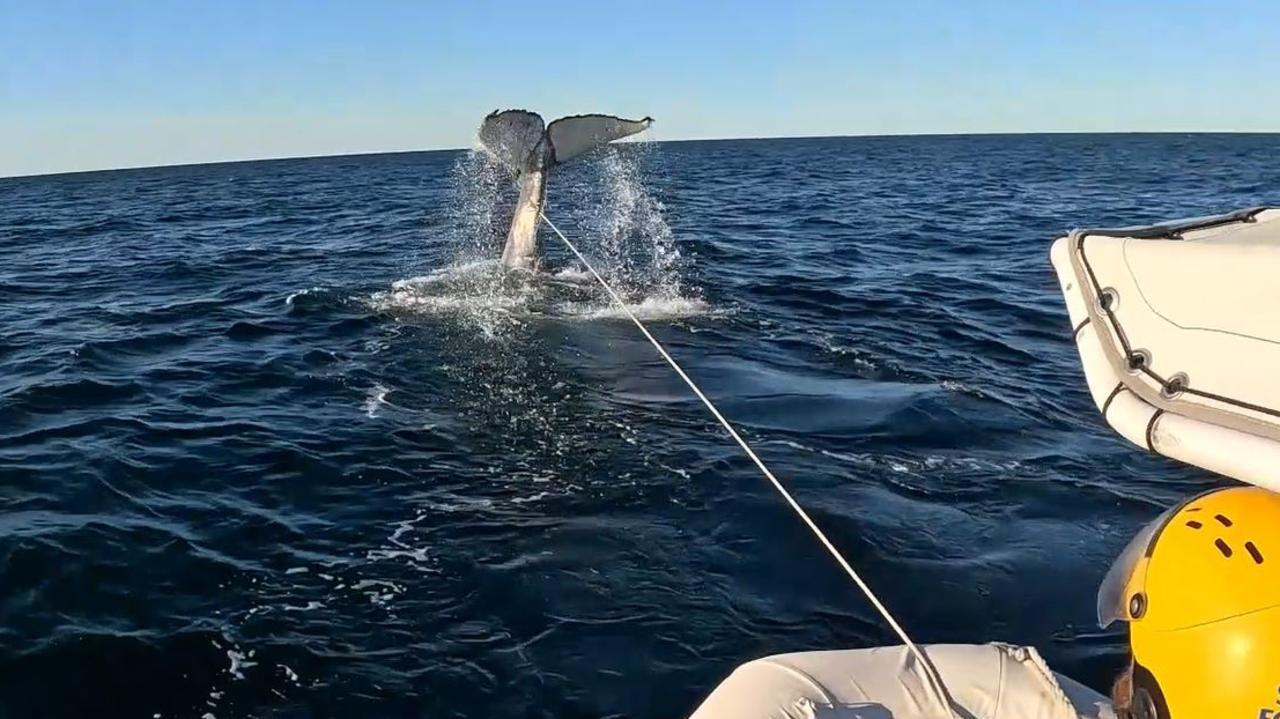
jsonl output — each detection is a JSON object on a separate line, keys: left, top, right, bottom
{"left": 539, "top": 210, "right": 961, "bottom": 718}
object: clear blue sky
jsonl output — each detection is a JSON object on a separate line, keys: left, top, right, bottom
{"left": 2, "top": 0, "right": 1278, "bottom": 177}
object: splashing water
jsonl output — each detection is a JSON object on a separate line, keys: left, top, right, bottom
{"left": 369, "top": 143, "right": 708, "bottom": 335}
{"left": 562, "top": 146, "right": 686, "bottom": 299}
{"left": 443, "top": 147, "right": 510, "bottom": 264}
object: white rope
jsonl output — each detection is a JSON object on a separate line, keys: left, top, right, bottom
{"left": 539, "top": 211, "right": 962, "bottom": 718}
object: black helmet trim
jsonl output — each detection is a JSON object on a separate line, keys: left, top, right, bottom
{"left": 1130, "top": 662, "right": 1171, "bottom": 719}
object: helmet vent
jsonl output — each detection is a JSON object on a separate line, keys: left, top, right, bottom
{"left": 1245, "top": 541, "right": 1264, "bottom": 564}
{"left": 1185, "top": 520, "right": 1203, "bottom": 529}
{"left": 1215, "top": 538, "right": 1233, "bottom": 558}
{"left": 1214, "top": 514, "right": 1234, "bottom": 527}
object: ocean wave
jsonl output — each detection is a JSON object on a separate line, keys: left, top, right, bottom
{"left": 1, "top": 377, "right": 145, "bottom": 413}
{"left": 285, "top": 286, "right": 325, "bottom": 307}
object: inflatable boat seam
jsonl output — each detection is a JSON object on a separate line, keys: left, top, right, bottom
{"left": 1120, "top": 238, "right": 1280, "bottom": 348}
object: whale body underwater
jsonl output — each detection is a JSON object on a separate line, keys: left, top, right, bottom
{"left": 476, "top": 109, "right": 653, "bottom": 270}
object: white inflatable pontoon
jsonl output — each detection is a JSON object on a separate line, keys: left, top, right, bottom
{"left": 687, "top": 643, "right": 1113, "bottom": 718}
{"left": 1050, "top": 206, "right": 1280, "bottom": 491}
{"left": 689, "top": 208, "right": 1280, "bottom": 719}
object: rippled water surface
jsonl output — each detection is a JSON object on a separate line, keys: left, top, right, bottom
{"left": 3, "top": 134, "right": 1278, "bottom": 718}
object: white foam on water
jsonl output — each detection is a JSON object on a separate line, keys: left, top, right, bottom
{"left": 388, "top": 518, "right": 416, "bottom": 546}
{"left": 421, "top": 492, "right": 497, "bottom": 514}
{"left": 764, "top": 438, "right": 1023, "bottom": 476}
{"left": 363, "top": 513, "right": 436, "bottom": 569}
{"left": 285, "top": 286, "right": 324, "bottom": 307}
{"left": 365, "top": 545, "right": 433, "bottom": 564}
{"left": 373, "top": 288, "right": 529, "bottom": 314}
{"left": 554, "top": 295, "right": 713, "bottom": 322}
{"left": 369, "top": 275, "right": 713, "bottom": 328}
{"left": 367, "top": 260, "right": 544, "bottom": 338}
{"left": 657, "top": 462, "right": 692, "bottom": 479}
{"left": 226, "top": 648, "right": 256, "bottom": 680}
{"left": 352, "top": 578, "right": 403, "bottom": 606}
{"left": 362, "top": 384, "right": 390, "bottom": 418}
{"left": 817, "top": 334, "right": 880, "bottom": 371}
{"left": 940, "top": 379, "right": 989, "bottom": 399}
{"left": 352, "top": 579, "right": 402, "bottom": 591}
{"left": 510, "top": 490, "right": 553, "bottom": 504}
{"left": 550, "top": 266, "right": 593, "bottom": 283}
{"left": 393, "top": 259, "right": 501, "bottom": 285}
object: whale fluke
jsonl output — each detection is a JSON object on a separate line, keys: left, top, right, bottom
{"left": 545, "top": 114, "right": 653, "bottom": 165}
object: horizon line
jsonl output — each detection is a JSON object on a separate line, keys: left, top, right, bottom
{"left": 4, "top": 129, "right": 1279, "bottom": 181}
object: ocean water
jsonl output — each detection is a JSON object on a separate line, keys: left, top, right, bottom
{"left": 2, "top": 134, "right": 1278, "bottom": 718}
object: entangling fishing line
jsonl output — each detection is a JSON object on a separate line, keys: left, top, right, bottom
{"left": 539, "top": 211, "right": 961, "bottom": 718}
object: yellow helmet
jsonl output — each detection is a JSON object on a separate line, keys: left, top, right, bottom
{"left": 1098, "top": 486, "right": 1280, "bottom": 718}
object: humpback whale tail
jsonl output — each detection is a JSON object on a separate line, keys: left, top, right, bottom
{"left": 476, "top": 109, "right": 653, "bottom": 269}
{"left": 479, "top": 110, "right": 653, "bottom": 172}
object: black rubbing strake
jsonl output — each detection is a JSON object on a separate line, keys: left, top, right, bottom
{"left": 1102, "top": 383, "right": 1126, "bottom": 417}
{"left": 1144, "top": 409, "right": 1164, "bottom": 453}
{"left": 1215, "top": 539, "right": 1233, "bottom": 558}
{"left": 1246, "top": 542, "right": 1264, "bottom": 564}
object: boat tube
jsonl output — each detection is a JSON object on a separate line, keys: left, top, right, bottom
{"left": 687, "top": 643, "right": 1113, "bottom": 718}
{"left": 690, "top": 208, "right": 1280, "bottom": 718}
{"left": 1050, "top": 206, "right": 1280, "bottom": 491}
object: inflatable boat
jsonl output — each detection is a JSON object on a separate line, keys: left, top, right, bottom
{"left": 688, "top": 207, "right": 1280, "bottom": 718}
{"left": 1050, "top": 206, "right": 1280, "bottom": 492}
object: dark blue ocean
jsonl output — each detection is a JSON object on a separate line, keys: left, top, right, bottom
{"left": 2, "top": 134, "right": 1278, "bottom": 718}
